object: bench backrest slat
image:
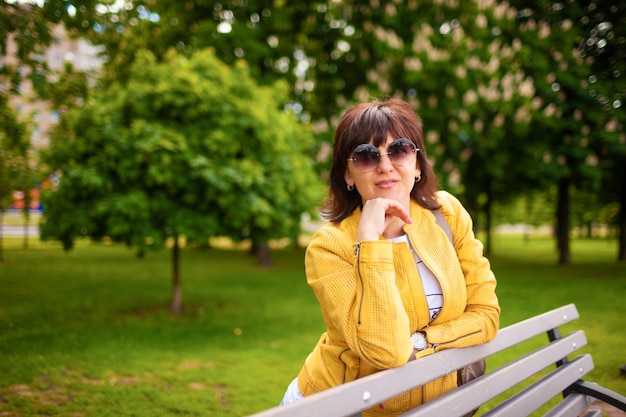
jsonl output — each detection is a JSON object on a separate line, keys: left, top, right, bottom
{"left": 543, "top": 393, "right": 595, "bottom": 417}
{"left": 399, "top": 332, "right": 589, "bottom": 417}
{"left": 248, "top": 304, "right": 581, "bottom": 417}
{"left": 481, "top": 354, "right": 594, "bottom": 417}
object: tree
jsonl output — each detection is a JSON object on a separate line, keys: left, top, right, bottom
{"left": 504, "top": 0, "right": 611, "bottom": 265}
{"left": 577, "top": 1, "right": 626, "bottom": 260}
{"left": 292, "top": 1, "right": 538, "bottom": 254}
{"left": 63, "top": 1, "right": 580, "bottom": 260}
{"left": 5, "top": 0, "right": 623, "bottom": 265}
{"left": 39, "top": 48, "right": 323, "bottom": 313}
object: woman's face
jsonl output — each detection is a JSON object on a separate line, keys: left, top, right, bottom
{"left": 344, "top": 133, "right": 420, "bottom": 209}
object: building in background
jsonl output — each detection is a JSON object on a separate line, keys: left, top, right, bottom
{"left": 4, "top": 24, "right": 104, "bottom": 149}
{"left": 3, "top": 24, "right": 104, "bottom": 210}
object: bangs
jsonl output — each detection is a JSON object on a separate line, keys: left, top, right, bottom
{"left": 345, "top": 104, "right": 415, "bottom": 149}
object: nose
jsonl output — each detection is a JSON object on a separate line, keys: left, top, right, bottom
{"left": 377, "top": 151, "right": 394, "bottom": 171}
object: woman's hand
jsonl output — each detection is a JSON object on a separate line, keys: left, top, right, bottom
{"left": 358, "top": 198, "right": 412, "bottom": 241}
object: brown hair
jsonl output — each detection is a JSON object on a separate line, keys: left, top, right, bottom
{"left": 321, "top": 98, "right": 440, "bottom": 222}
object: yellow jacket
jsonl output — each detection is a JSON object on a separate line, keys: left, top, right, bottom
{"left": 296, "top": 191, "right": 500, "bottom": 416}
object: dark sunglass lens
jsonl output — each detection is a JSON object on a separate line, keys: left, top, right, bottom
{"left": 391, "top": 139, "right": 415, "bottom": 154}
{"left": 388, "top": 140, "right": 415, "bottom": 164}
{"left": 352, "top": 145, "right": 379, "bottom": 170}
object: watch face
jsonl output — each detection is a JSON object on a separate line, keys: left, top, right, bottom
{"left": 412, "top": 333, "right": 427, "bottom": 350}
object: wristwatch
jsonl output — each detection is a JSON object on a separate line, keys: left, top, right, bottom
{"left": 411, "top": 332, "right": 428, "bottom": 351}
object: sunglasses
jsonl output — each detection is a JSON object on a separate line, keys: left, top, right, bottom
{"left": 346, "top": 138, "right": 419, "bottom": 172}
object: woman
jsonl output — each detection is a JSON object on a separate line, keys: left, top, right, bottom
{"left": 281, "top": 98, "right": 500, "bottom": 416}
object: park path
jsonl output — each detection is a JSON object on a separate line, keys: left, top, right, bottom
{"left": 1, "top": 224, "right": 39, "bottom": 237}
{"left": 587, "top": 400, "right": 626, "bottom": 417}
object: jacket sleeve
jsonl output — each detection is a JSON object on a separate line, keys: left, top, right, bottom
{"left": 422, "top": 192, "right": 501, "bottom": 350}
{"left": 305, "top": 227, "right": 413, "bottom": 369}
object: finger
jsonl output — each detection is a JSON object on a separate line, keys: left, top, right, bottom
{"left": 382, "top": 200, "right": 412, "bottom": 224}
{"left": 387, "top": 207, "right": 412, "bottom": 224}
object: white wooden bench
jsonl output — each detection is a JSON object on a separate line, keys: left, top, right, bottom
{"left": 249, "top": 304, "right": 626, "bottom": 417}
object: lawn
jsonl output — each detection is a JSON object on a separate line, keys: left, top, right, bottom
{"left": 0, "top": 234, "right": 624, "bottom": 416}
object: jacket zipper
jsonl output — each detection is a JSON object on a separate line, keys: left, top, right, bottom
{"left": 431, "top": 329, "right": 483, "bottom": 351}
{"left": 355, "top": 243, "right": 364, "bottom": 325}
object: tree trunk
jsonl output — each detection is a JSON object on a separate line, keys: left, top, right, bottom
{"left": 292, "top": 224, "right": 302, "bottom": 250}
{"left": 170, "top": 234, "right": 182, "bottom": 314}
{"left": 464, "top": 195, "right": 478, "bottom": 230}
{"left": 254, "top": 240, "right": 273, "bottom": 267}
{"left": 22, "top": 199, "right": 31, "bottom": 250}
{"left": 556, "top": 179, "right": 571, "bottom": 265}
{"left": 618, "top": 180, "right": 626, "bottom": 262}
{"left": 23, "top": 222, "right": 29, "bottom": 249}
{"left": 22, "top": 210, "right": 30, "bottom": 250}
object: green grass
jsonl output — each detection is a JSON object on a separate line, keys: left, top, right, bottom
{"left": 0, "top": 235, "right": 625, "bottom": 416}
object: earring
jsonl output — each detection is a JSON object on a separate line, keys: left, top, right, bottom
{"left": 415, "top": 175, "right": 422, "bottom": 183}
{"left": 347, "top": 184, "right": 355, "bottom": 191}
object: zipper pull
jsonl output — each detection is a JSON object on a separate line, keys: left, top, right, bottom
{"left": 354, "top": 242, "right": 361, "bottom": 259}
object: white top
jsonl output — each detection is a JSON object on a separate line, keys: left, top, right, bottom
{"left": 388, "top": 234, "right": 443, "bottom": 322}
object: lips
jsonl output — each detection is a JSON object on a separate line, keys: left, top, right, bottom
{"left": 376, "top": 180, "right": 398, "bottom": 189}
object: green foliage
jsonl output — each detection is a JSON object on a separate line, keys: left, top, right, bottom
{"left": 40, "top": 48, "right": 322, "bottom": 252}
{"left": 0, "top": 95, "right": 29, "bottom": 203}
{"left": 3, "top": 0, "right": 625, "bottom": 261}
{"left": 0, "top": 93, "right": 33, "bottom": 259}
{"left": 0, "top": 237, "right": 624, "bottom": 416}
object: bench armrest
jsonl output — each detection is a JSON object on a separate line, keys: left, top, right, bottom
{"left": 569, "top": 380, "right": 626, "bottom": 412}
